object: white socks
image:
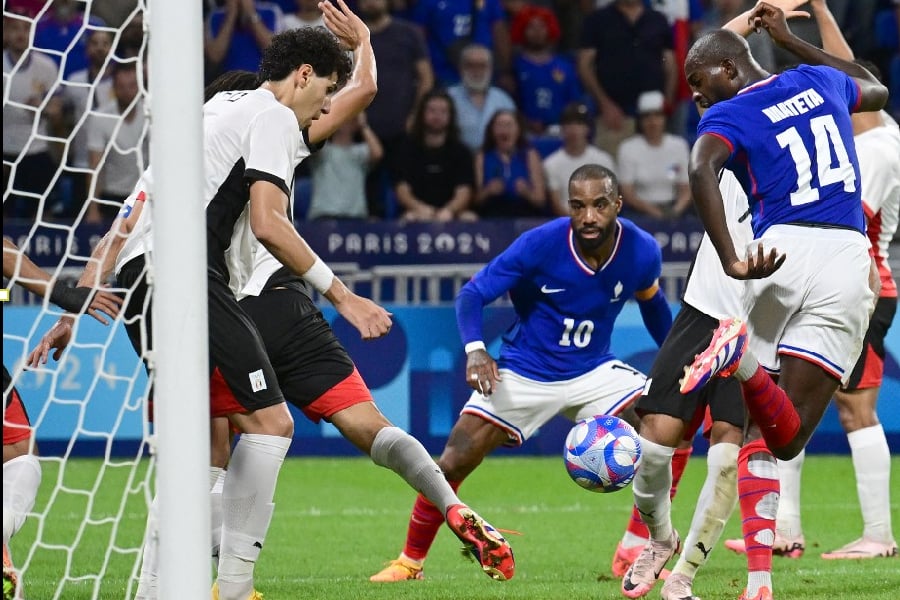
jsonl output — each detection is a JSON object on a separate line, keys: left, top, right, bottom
{"left": 217, "top": 434, "right": 290, "bottom": 600}
{"left": 673, "top": 442, "right": 739, "bottom": 578}
{"left": 775, "top": 449, "right": 804, "bottom": 539}
{"left": 734, "top": 348, "right": 760, "bottom": 382}
{"left": 210, "top": 467, "right": 226, "bottom": 563}
{"left": 369, "top": 426, "right": 460, "bottom": 515}
{"left": 848, "top": 424, "right": 894, "bottom": 543}
{"left": 134, "top": 495, "right": 160, "bottom": 600}
{"left": 632, "top": 436, "right": 675, "bottom": 541}
{"left": 2, "top": 454, "right": 41, "bottom": 545}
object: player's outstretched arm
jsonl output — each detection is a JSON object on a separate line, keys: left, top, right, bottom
{"left": 689, "top": 136, "right": 786, "bottom": 280}
{"left": 749, "top": 2, "right": 888, "bottom": 112}
{"left": 248, "top": 180, "right": 392, "bottom": 339}
{"left": 3, "top": 238, "right": 122, "bottom": 321}
{"left": 308, "top": 0, "right": 376, "bottom": 145}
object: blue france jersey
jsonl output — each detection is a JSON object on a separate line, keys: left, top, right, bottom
{"left": 458, "top": 218, "right": 662, "bottom": 381}
{"left": 697, "top": 65, "right": 864, "bottom": 237}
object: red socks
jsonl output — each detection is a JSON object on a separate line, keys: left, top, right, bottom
{"left": 403, "top": 480, "right": 462, "bottom": 561}
{"left": 740, "top": 367, "right": 800, "bottom": 450}
{"left": 738, "top": 439, "right": 778, "bottom": 573}
{"left": 625, "top": 445, "right": 693, "bottom": 539}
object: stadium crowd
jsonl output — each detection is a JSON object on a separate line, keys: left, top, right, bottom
{"left": 4, "top": 0, "right": 899, "bottom": 224}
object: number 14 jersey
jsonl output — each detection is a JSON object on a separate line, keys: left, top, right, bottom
{"left": 697, "top": 64, "right": 865, "bottom": 237}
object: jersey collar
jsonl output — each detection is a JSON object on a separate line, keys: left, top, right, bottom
{"left": 568, "top": 221, "right": 622, "bottom": 275}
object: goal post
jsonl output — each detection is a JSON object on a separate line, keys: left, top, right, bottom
{"left": 2, "top": 0, "right": 209, "bottom": 597}
{"left": 147, "top": 0, "right": 210, "bottom": 598}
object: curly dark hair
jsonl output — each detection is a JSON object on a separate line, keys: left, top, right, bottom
{"left": 258, "top": 27, "right": 352, "bottom": 87}
{"left": 410, "top": 88, "right": 461, "bottom": 145}
{"left": 204, "top": 70, "right": 259, "bottom": 102}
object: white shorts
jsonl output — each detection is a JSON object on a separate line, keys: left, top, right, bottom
{"left": 461, "top": 360, "right": 646, "bottom": 446}
{"left": 742, "top": 224, "right": 874, "bottom": 385}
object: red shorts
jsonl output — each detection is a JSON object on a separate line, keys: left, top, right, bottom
{"left": 4, "top": 386, "right": 33, "bottom": 445}
{"left": 209, "top": 367, "right": 373, "bottom": 423}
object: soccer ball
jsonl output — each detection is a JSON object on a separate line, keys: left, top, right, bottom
{"left": 563, "top": 415, "right": 642, "bottom": 493}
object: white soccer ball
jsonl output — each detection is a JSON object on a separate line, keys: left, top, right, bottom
{"left": 563, "top": 415, "right": 642, "bottom": 493}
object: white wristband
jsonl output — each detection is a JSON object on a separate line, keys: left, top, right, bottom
{"left": 464, "top": 341, "right": 486, "bottom": 354}
{"left": 303, "top": 256, "right": 335, "bottom": 294}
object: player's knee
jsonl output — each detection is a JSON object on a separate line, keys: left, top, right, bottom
{"left": 637, "top": 413, "right": 684, "bottom": 448}
{"left": 709, "top": 421, "right": 742, "bottom": 446}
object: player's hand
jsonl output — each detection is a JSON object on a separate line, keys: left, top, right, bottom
{"left": 320, "top": 0, "right": 369, "bottom": 51}
{"left": 748, "top": 2, "right": 793, "bottom": 45}
{"left": 49, "top": 282, "right": 123, "bottom": 324}
{"left": 725, "top": 242, "right": 786, "bottom": 279}
{"left": 465, "top": 349, "right": 501, "bottom": 396}
{"left": 334, "top": 292, "right": 392, "bottom": 339}
{"left": 27, "top": 316, "right": 75, "bottom": 367}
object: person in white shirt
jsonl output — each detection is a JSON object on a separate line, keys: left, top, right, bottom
{"left": 616, "top": 90, "right": 692, "bottom": 220}
{"left": 543, "top": 102, "right": 616, "bottom": 215}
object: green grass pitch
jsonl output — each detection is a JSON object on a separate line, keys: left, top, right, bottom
{"left": 9, "top": 454, "right": 900, "bottom": 599}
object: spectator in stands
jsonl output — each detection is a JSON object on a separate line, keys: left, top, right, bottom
{"left": 510, "top": 4, "right": 582, "bottom": 136}
{"left": 278, "top": 0, "right": 324, "bottom": 30}
{"left": 307, "top": 113, "right": 383, "bottom": 220}
{"left": 412, "top": 0, "right": 512, "bottom": 88}
{"left": 474, "top": 109, "right": 547, "bottom": 218}
{"left": 115, "top": 10, "right": 146, "bottom": 59}
{"left": 393, "top": 89, "right": 478, "bottom": 222}
{"left": 55, "top": 29, "right": 115, "bottom": 218}
{"left": 577, "top": 0, "right": 676, "bottom": 157}
{"left": 543, "top": 102, "right": 616, "bottom": 216}
{"left": 616, "top": 90, "right": 691, "bottom": 221}
{"left": 359, "top": 0, "right": 434, "bottom": 218}
{"left": 205, "top": 0, "right": 279, "bottom": 77}
{"left": 33, "top": 0, "right": 106, "bottom": 79}
{"left": 3, "top": 11, "right": 62, "bottom": 220}
{"left": 86, "top": 61, "right": 148, "bottom": 224}
{"left": 448, "top": 44, "right": 517, "bottom": 151}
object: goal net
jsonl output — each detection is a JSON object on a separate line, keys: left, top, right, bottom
{"left": 3, "top": 2, "right": 157, "bottom": 598}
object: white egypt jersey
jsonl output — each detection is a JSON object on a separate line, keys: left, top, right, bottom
{"left": 111, "top": 89, "right": 315, "bottom": 287}
{"left": 682, "top": 169, "right": 753, "bottom": 319}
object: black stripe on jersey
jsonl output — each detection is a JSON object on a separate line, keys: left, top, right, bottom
{"left": 245, "top": 168, "right": 290, "bottom": 197}
{"left": 207, "top": 159, "right": 251, "bottom": 276}
{"left": 302, "top": 128, "right": 325, "bottom": 153}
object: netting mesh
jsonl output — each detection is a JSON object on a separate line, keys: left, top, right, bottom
{"left": 3, "top": 1, "right": 155, "bottom": 598}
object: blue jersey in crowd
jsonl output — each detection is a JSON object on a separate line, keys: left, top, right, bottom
{"left": 456, "top": 217, "right": 662, "bottom": 381}
{"left": 697, "top": 65, "right": 865, "bottom": 237}
{"left": 514, "top": 55, "right": 582, "bottom": 128}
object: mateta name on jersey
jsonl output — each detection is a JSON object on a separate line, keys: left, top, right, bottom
{"left": 762, "top": 88, "right": 825, "bottom": 124}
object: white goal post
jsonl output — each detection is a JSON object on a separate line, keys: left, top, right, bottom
{"left": 2, "top": 0, "right": 208, "bottom": 597}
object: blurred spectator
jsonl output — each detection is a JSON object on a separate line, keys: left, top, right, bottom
{"left": 33, "top": 0, "right": 107, "bottom": 79}
{"left": 86, "top": 61, "right": 148, "bottom": 223}
{"left": 474, "top": 109, "right": 547, "bottom": 218}
{"left": 278, "top": 0, "right": 324, "bottom": 31}
{"left": 578, "top": 0, "right": 675, "bottom": 157}
{"left": 3, "top": 12, "right": 62, "bottom": 220}
{"left": 307, "top": 113, "right": 383, "bottom": 220}
{"left": 543, "top": 102, "right": 615, "bottom": 216}
{"left": 360, "top": 0, "right": 434, "bottom": 217}
{"left": 115, "top": 9, "right": 145, "bottom": 59}
{"left": 411, "top": 0, "right": 512, "bottom": 87}
{"left": 56, "top": 29, "right": 115, "bottom": 217}
{"left": 206, "top": 0, "right": 279, "bottom": 78}
{"left": 393, "top": 89, "right": 478, "bottom": 222}
{"left": 616, "top": 90, "right": 691, "bottom": 221}
{"left": 510, "top": 5, "right": 582, "bottom": 135}
{"left": 448, "top": 44, "right": 517, "bottom": 151}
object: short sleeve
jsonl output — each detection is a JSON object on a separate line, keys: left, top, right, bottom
{"left": 696, "top": 105, "right": 739, "bottom": 160}
{"left": 244, "top": 105, "right": 301, "bottom": 196}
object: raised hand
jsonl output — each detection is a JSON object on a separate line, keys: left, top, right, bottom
{"left": 748, "top": 1, "right": 794, "bottom": 45}
{"left": 319, "top": 0, "right": 369, "bottom": 51}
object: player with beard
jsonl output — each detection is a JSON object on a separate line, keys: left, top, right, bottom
{"left": 370, "top": 163, "right": 673, "bottom": 581}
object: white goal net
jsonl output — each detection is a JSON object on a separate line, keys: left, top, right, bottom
{"left": 3, "top": 1, "right": 157, "bottom": 598}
